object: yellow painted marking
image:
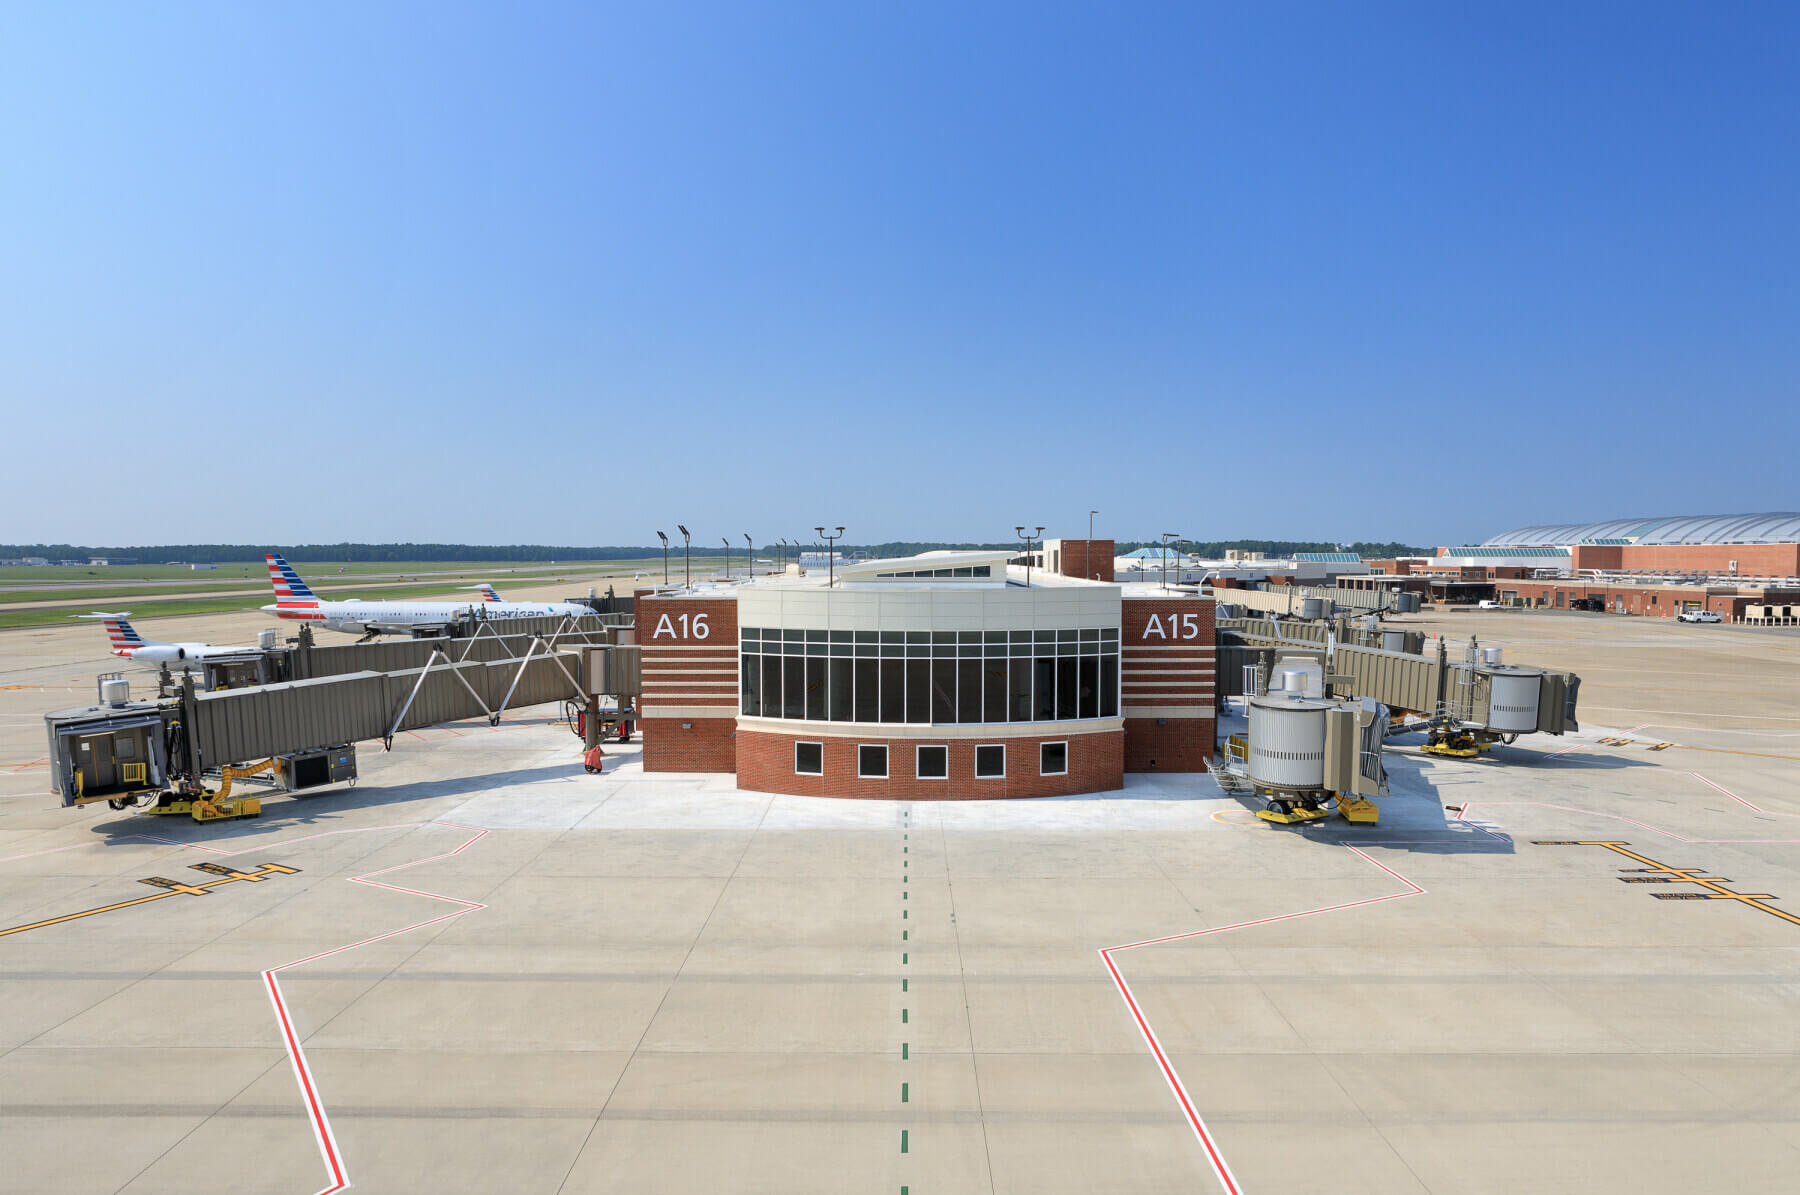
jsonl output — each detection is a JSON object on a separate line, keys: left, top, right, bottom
{"left": 1536, "top": 841, "right": 1800, "bottom": 929}
{"left": 0, "top": 862, "right": 300, "bottom": 939}
{"left": 1210, "top": 809, "right": 1261, "bottom": 826}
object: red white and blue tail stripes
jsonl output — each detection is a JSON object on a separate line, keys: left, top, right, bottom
{"left": 476, "top": 585, "right": 501, "bottom": 603}
{"left": 76, "top": 612, "right": 145, "bottom": 655}
{"left": 266, "top": 554, "right": 320, "bottom": 605}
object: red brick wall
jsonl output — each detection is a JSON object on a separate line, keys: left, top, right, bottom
{"left": 1568, "top": 543, "right": 1799, "bottom": 576}
{"left": 637, "top": 717, "right": 736, "bottom": 771}
{"left": 1054, "top": 539, "right": 1115, "bottom": 582}
{"left": 1123, "top": 717, "right": 1216, "bottom": 772}
{"left": 1620, "top": 543, "right": 1800, "bottom": 576}
{"left": 1120, "top": 595, "right": 1215, "bottom": 772}
{"left": 638, "top": 592, "right": 739, "bottom": 772}
{"left": 736, "top": 728, "right": 1123, "bottom": 799}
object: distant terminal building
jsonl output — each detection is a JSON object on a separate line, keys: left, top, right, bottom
{"left": 1383, "top": 513, "right": 1800, "bottom": 617}
{"left": 633, "top": 541, "right": 1214, "bottom": 798}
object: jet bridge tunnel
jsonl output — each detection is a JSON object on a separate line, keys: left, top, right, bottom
{"left": 44, "top": 630, "right": 622, "bottom": 815}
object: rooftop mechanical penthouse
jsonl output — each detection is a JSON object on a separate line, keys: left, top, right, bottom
{"left": 633, "top": 543, "right": 1214, "bottom": 797}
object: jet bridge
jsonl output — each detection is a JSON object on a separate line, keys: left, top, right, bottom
{"left": 1219, "top": 626, "right": 1580, "bottom": 751}
{"left": 46, "top": 637, "right": 595, "bottom": 818}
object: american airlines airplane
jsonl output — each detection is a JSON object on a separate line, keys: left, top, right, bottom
{"left": 260, "top": 555, "right": 595, "bottom": 637}
{"left": 79, "top": 613, "right": 253, "bottom": 664}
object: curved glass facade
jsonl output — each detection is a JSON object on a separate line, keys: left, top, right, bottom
{"left": 738, "top": 626, "right": 1120, "bottom": 724}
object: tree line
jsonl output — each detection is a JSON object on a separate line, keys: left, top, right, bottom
{"left": 3, "top": 537, "right": 1428, "bottom": 563}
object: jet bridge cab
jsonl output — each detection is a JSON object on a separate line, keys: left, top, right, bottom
{"left": 45, "top": 678, "right": 171, "bottom": 808}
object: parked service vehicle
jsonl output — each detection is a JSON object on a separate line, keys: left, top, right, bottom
{"left": 1677, "top": 609, "right": 1723, "bottom": 624}
{"left": 1476, "top": 600, "right": 1502, "bottom": 610}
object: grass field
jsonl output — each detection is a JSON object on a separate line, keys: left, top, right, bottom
{"left": 0, "top": 558, "right": 677, "bottom": 630}
{"left": 0, "top": 559, "right": 648, "bottom": 586}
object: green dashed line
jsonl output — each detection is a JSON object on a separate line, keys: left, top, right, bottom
{"left": 902, "top": 952, "right": 908, "bottom": 964}
{"left": 903, "top": 910, "right": 908, "bottom": 919}
{"left": 902, "top": 978, "right": 908, "bottom": 992}
{"left": 901, "top": 1008, "right": 908, "bottom": 1023}
{"left": 901, "top": 1081, "right": 909, "bottom": 1102}
{"left": 902, "top": 1042, "right": 909, "bottom": 1059}
{"left": 903, "top": 891, "right": 908, "bottom": 899}
{"left": 902, "top": 929, "right": 908, "bottom": 940}
{"left": 901, "top": 1129, "right": 909, "bottom": 1154}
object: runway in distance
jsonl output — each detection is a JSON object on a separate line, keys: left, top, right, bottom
{"left": 260, "top": 554, "right": 595, "bottom": 637}
{"left": 78, "top": 613, "right": 252, "bottom": 664}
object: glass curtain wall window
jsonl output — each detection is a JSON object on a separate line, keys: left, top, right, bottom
{"left": 738, "top": 628, "right": 1120, "bottom": 725}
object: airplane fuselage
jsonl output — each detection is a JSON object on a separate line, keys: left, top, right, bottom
{"left": 262, "top": 599, "right": 593, "bottom": 636}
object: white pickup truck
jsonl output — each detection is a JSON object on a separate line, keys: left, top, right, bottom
{"left": 1677, "top": 609, "right": 1723, "bottom": 624}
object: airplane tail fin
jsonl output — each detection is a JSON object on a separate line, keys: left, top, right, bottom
{"left": 460, "top": 584, "right": 503, "bottom": 603}
{"left": 77, "top": 611, "right": 146, "bottom": 650}
{"left": 266, "top": 554, "right": 320, "bottom": 604}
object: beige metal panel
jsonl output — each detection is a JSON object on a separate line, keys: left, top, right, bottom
{"left": 192, "top": 672, "right": 389, "bottom": 764}
{"left": 1330, "top": 645, "right": 1444, "bottom": 716}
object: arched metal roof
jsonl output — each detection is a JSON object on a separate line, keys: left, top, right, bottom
{"left": 1482, "top": 513, "right": 1800, "bottom": 546}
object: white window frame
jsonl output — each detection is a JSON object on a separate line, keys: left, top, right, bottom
{"left": 858, "top": 743, "right": 889, "bottom": 779}
{"left": 1039, "top": 740, "right": 1068, "bottom": 777}
{"left": 915, "top": 744, "right": 948, "bottom": 780}
{"left": 794, "top": 741, "right": 824, "bottom": 776}
{"left": 974, "top": 743, "right": 1005, "bottom": 779}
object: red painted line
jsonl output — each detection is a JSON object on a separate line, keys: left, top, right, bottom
{"left": 1101, "top": 846, "right": 1424, "bottom": 1193}
{"left": 4, "top": 819, "right": 491, "bottom": 1194}
{"left": 260, "top": 822, "right": 488, "bottom": 1195}
{"left": 1690, "top": 772, "right": 1764, "bottom": 814}
{"left": 405, "top": 730, "right": 428, "bottom": 742}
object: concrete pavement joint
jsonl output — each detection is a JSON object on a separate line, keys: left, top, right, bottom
{"left": 1100, "top": 846, "right": 1426, "bottom": 1195}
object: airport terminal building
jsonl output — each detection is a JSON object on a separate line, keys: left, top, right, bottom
{"left": 634, "top": 544, "right": 1214, "bottom": 797}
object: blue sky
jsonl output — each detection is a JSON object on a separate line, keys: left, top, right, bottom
{"left": 2, "top": 2, "right": 1794, "bottom": 549}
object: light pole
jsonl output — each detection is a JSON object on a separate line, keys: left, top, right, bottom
{"left": 678, "top": 525, "right": 691, "bottom": 588}
{"left": 1089, "top": 510, "right": 1097, "bottom": 541}
{"left": 1160, "top": 532, "right": 1181, "bottom": 592}
{"left": 778, "top": 538, "right": 789, "bottom": 574}
{"left": 1088, "top": 510, "right": 1100, "bottom": 579}
{"left": 815, "top": 526, "right": 844, "bottom": 586}
{"left": 722, "top": 537, "right": 731, "bottom": 579}
{"left": 1016, "top": 525, "right": 1044, "bottom": 587}
{"left": 656, "top": 531, "right": 669, "bottom": 585}
{"left": 744, "top": 534, "right": 753, "bottom": 577}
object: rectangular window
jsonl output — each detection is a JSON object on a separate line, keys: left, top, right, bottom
{"left": 957, "top": 659, "right": 982, "bottom": 722}
{"left": 1034, "top": 659, "right": 1056, "bottom": 720}
{"left": 854, "top": 659, "right": 880, "bottom": 722}
{"left": 805, "top": 658, "right": 828, "bottom": 721}
{"left": 763, "top": 653, "right": 782, "bottom": 716}
{"left": 1040, "top": 741, "right": 1068, "bottom": 776}
{"left": 975, "top": 743, "right": 1005, "bottom": 778}
{"left": 905, "top": 659, "right": 930, "bottom": 722}
{"left": 858, "top": 744, "right": 889, "bottom": 778}
{"left": 883, "top": 659, "right": 908, "bottom": 723}
{"left": 783, "top": 657, "right": 805, "bottom": 720}
{"left": 1056, "top": 657, "right": 1079, "bottom": 720}
{"left": 916, "top": 744, "right": 948, "bottom": 779}
{"left": 983, "top": 663, "right": 1008, "bottom": 722}
{"left": 1078, "top": 657, "right": 1100, "bottom": 719}
{"left": 1009, "top": 658, "right": 1033, "bottom": 721}
{"left": 829, "top": 658, "right": 852, "bottom": 721}
{"left": 932, "top": 659, "right": 957, "bottom": 724}
{"left": 740, "top": 654, "right": 760, "bottom": 717}
{"left": 794, "top": 741, "right": 823, "bottom": 775}
{"left": 1099, "top": 654, "right": 1119, "bottom": 718}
